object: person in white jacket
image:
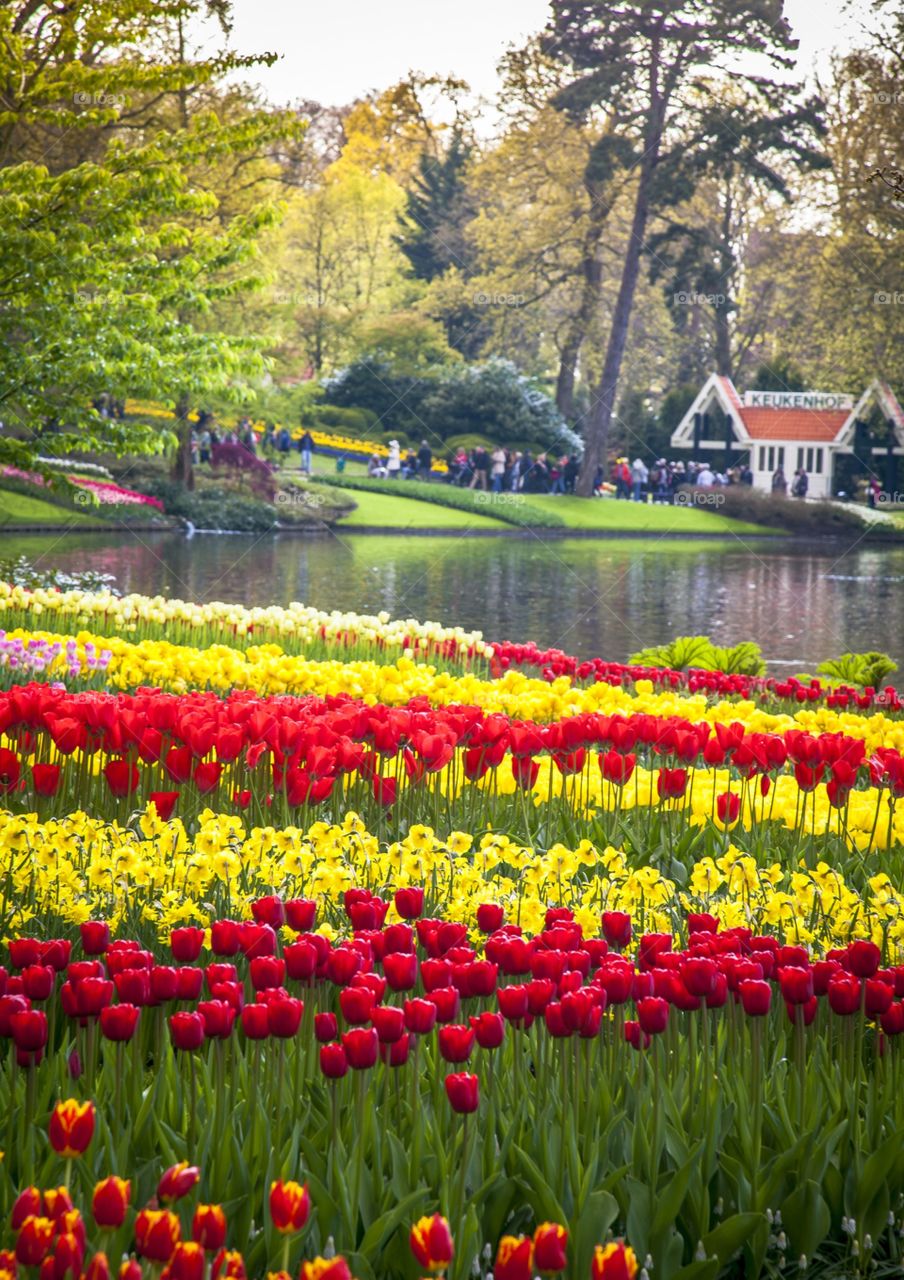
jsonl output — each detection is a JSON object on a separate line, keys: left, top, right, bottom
{"left": 631, "top": 458, "right": 649, "bottom": 502}
{"left": 386, "top": 440, "right": 401, "bottom": 479}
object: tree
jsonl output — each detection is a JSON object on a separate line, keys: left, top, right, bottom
{"left": 646, "top": 85, "right": 827, "bottom": 380}
{"left": 0, "top": 0, "right": 299, "bottom": 483}
{"left": 543, "top": 0, "right": 804, "bottom": 494}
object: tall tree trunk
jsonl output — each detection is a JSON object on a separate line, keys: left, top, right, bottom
{"left": 171, "top": 392, "right": 195, "bottom": 490}
{"left": 555, "top": 178, "right": 614, "bottom": 420}
{"left": 575, "top": 151, "right": 657, "bottom": 495}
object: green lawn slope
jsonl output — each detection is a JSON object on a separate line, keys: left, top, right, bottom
{"left": 0, "top": 488, "right": 108, "bottom": 528}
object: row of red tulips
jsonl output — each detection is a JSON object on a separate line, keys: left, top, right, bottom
{"left": 488, "top": 641, "right": 899, "bottom": 711}
{"left": 4, "top": 897, "right": 902, "bottom": 1077}
{"left": 0, "top": 685, "right": 897, "bottom": 816}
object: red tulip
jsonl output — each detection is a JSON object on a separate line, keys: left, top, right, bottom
{"left": 93, "top": 1178, "right": 131, "bottom": 1229}
{"left": 599, "top": 750, "right": 636, "bottom": 787}
{"left": 715, "top": 791, "right": 741, "bottom": 825}
{"left": 193, "top": 761, "right": 222, "bottom": 793}
{"left": 79, "top": 922, "right": 111, "bottom": 956}
{"left": 394, "top": 887, "right": 424, "bottom": 919}
{"left": 171, "top": 928, "right": 205, "bottom": 962}
{"left": 103, "top": 760, "right": 139, "bottom": 798}
{"left": 657, "top": 768, "right": 687, "bottom": 800}
{"left": 438, "top": 1023, "right": 475, "bottom": 1063}
{"left": 739, "top": 979, "right": 772, "bottom": 1016}
{"left": 169, "top": 1012, "right": 205, "bottom": 1051}
{"left": 495, "top": 1236, "right": 534, "bottom": 1280}
{"left": 149, "top": 791, "right": 180, "bottom": 820}
{"left": 32, "top": 763, "right": 62, "bottom": 796}
{"left": 240, "top": 1004, "right": 270, "bottom": 1040}
{"left": 410, "top": 1215, "right": 454, "bottom": 1273}
{"left": 135, "top": 1209, "right": 181, "bottom": 1262}
{"left": 100, "top": 1004, "right": 140, "bottom": 1041}
{"left": 158, "top": 1163, "right": 200, "bottom": 1203}
{"left": 15, "top": 1215, "right": 55, "bottom": 1267}
{"left": 470, "top": 1011, "right": 504, "bottom": 1049}
{"left": 591, "top": 1241, "right": 639, "bottom": 1280}
{"left": 533, "top": 1223, "right": 568, "bottom": 1274}
{"left": 444, "top": 1071, "right": 479, "bottom": 1113}
{"left": 404, "top": 998, "right": 437, "bottom": 1034}
{"left": 285, "top": 899, "right": 317, "bottom": 931}
{"left": 848, "top": 940, "right": 881, "bottom": 978}
{"left": 269, "top": 1180, "right": 310, "bottom": 1234}
{"left": 383, "top": 951, "right": 418, "bottom": 991}
{"left": 636, "top": 997, "right": 669, "bottom": 1035}
{"left": 342, "top": 1027, "right": 378, "bottom": 1070}
{"left": 169, "top": 1242, "right": 205, "bottom": 1280}
{"left": 320, "top": 1043, "right": 349, "bottom": 1078}
{"left": 267, "top": 996, "right": 303, "bottom": 1038}
{"left": 192, "top": 1206, "right": 227, "bottom": 1252}
{"left": 601, "top": 912, "right": 632, "bottom": 949}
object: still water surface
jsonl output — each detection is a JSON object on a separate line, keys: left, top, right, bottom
{"left": 8, "top": 530, "right": 902, "bottom": 670}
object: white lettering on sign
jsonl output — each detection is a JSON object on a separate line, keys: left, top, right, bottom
{"left": 743, "top": 390, "right": 854, "bottom": 411}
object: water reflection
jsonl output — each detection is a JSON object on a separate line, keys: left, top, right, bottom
{"left": 8, "top": 530, "right": 904, "bottom": 668}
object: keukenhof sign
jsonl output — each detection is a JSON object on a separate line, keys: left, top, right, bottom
{"left": 742, "top": 390, "right": 855, "bottom": 411}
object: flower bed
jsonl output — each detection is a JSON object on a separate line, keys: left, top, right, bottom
{"left": 1, "top": 590, "right": 904, "bottom": 1278}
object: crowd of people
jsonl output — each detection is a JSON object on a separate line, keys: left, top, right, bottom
{"left": 190, "top": 417, "right": 822, "bottom": 505}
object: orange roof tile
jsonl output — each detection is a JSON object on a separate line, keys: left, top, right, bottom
{"left": 738, "top": 408, "right": 849, "bottom": 442}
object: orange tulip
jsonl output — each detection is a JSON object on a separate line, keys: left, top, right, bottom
{"left": 212, "top": 1249, "right": 247, "bottom": 1280}
{"left": 135, "top": 1209, "right": 181, "bottom": 1263}
{"left": 495, "top": 1236, "right": 534, "bottom": 1280}
{"left": 192, "top": 1205, "right": 227, "bottom": 1252}
{"left": 410, "top": 1215, "right": 454, "bottom": 1273}
{"left": 168, "top": 1242, "right": 205, "bottom": 1280}
{"left": 48, "top": 1099, "right": 95, "bottom": 1157}
{"left": 533, "top": 1223, "right": 568, "bottom": 1274}
{"left": 591, "top": 1242, "right": 639, "bottom": 1280}
{"left": 299, "top": 1259, "right": 352, "bottom": 1280}
{"left": 157, "top": 1162, "right": 200, "bottom": 1203}
{"left": 85, "top": 1253, "right": 111, "bottom": 1280}
{"left": 268, "top": 1181, "right": 310, "bottom": 1234}
{"left": 15, "top": 1216, "right": 56, "bottom": 1267}
{"left": 93, "top": 1177, "right": 131, "bottom": 1229}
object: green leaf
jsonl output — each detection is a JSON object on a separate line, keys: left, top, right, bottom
{"left": 703, "top": 1213, "right": 765, "bottom": 1268}
{"left": 782, "top": 1181, "right": 830, "bottom": 1260}
{"left": 651, "top": 1144, "right": 701, "bottom": 1236}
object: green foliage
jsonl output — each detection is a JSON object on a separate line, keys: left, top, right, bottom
{"left": 716, "top": 489, "right": 866, "bottom": 534}
{"left": 629, "top": 635, "right": 766, "bottom": 675}
{"left": 816, "top": 651, "right": 898, "bottom": 689}
{"left": 0, "top": 0, "right": 301, "bottom": 474}
{"left": 308, "top": 475, "right": 565, "bottom": 529}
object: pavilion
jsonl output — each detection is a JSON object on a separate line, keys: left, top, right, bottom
{"left": 669, "top": 373, "right": 904, "bottom": 498}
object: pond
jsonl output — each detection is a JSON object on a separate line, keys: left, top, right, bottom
{"left": 7, "top": 529, "right": 903, "bottom": 670}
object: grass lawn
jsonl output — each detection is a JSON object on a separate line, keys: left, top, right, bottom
{"left": 526, "top": 495, "right": 773, "bottom": 534}
{"left": 0, "top": 488, "right": 108, "bottom": 528}
{"left": 326, "top": 485, "right": 506, "bottom": 530}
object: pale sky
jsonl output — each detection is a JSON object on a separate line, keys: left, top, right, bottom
{"left": 212, "top": 0, "right": 871, "bottom": 110}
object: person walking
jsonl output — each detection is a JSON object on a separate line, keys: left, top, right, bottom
{"left": 792, "top": 468, "right": 809, "bottom": 498}
{"left": 469, "top": 446, "right": 490, "bottom": 490}
{"left": 771, "top": 466, "right": 787, "bottom": 496}
{"left": 386, "top": 440, "right": 401, "bottom": 479}
{"left": 277, "top": 426, "right": 291, "bottom": 467}
{"left": 416, "top": 439, "right": 432, "bottom": 479}
{"left": 631, "top": 457, "right": 649, "bottom": 502}
{"left": 299, "top": 429, "right": 314, "bottom": 474}
{"left": 490, "top": 445, "right": 507, "bottom": 493}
